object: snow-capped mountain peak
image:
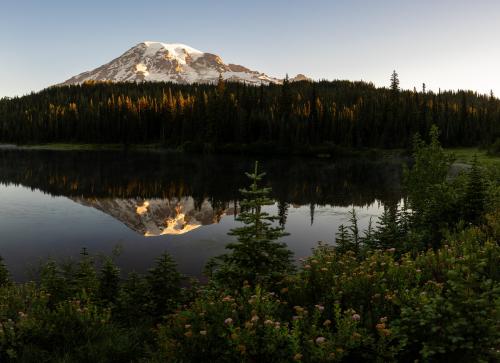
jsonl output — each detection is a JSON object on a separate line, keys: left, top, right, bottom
{"left": 60, "top": 41, "right": 306, "bottom": 86}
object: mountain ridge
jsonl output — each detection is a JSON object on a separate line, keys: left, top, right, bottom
{"left": 60, "top": 41, "right": 308, "bottom": 86}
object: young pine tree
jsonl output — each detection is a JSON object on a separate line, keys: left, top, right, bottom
{"left": 208, "top": 161, "right": 294, "bottom": 289}
{"left": 334, "top": 208, "right": 361, "bottom": 255}
{"left": 403, "top": 125, "right": 456, "bottom": 247}
{"left": 40, "top": 259, "right": 67, "bottom": 305}
{"left": 0, "top": 256, "right": 10, "bottom": 287}
{"left": 462, "top": 156, "right": 486, "bottom": 224}
{"left": 146, "top": 252, "right": 183, "bottom": 317}
{"left": 334, "top": 224, "right": 352, "bottom": 254}
{"left": 98, "top": 257, "right": 121, "bottom": 305}
{"left": 116, "top": 271, "right": 150, "bottom": 325}
{"left": 371, "top": 206, "right": 402, "bottom": 251}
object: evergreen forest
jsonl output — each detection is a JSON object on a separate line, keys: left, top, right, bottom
{"left": 1, "top": 74, "right": 500, "bottom": 151}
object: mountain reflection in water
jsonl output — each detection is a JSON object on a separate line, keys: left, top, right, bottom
{"left": 0, "top": 149, "right": 404, "bottom": 280}
{"left": 72, "top": 197, "right": 235, "bottom": 237}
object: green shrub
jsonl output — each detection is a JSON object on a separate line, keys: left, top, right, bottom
{"left": 154, "top": 234, "right": 500, "bottom": 362}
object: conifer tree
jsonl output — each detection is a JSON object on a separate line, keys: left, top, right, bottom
{"left": 390, "top": 70, "right": 400, "bottom": 93}
{"left": 348, "top": 207, "right": 360, "bottom": 253}
{"left": 146, "top": 252, "right": 183, "bottom": 317}
{"left": 372, "top": 206, "right": 402, "bottom": 250}
{"left": 277, "top": 201, "right": 289, "bottom": 228}
{"left": 98, "top": 257, "right": 120, "bottom": 305}
{"left": 216, "top": 73, "right": 225, "bottom": 96}
{"left": 116, "top": 272, "right": 150, "bottom": 324}
{"left": 40, "top": 259, "right": 66, "bottom": 305}
{"left": 334, "top": 208, "right": 361, "bottom": 255}
{"left": 462, "top": 156, "right": 486, "bottom": 224}
{"left": 208, "top": 161, "right": 294, "bottom": 288}
{"left": 334, "top": 224, "right": 351, "bottom": 254}
{"left": 0, "top": 256, "right": 10, "bottom": 287}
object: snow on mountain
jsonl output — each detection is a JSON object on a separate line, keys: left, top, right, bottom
{"left": 60, "top": 41, "right": 306, "bottom": 86}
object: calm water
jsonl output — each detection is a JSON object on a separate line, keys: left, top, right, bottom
{"left": 0, "top": 149, "right": 404, "bottom": 280}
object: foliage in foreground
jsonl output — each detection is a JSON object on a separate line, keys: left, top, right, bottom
{"left": 0, "top": 133, "right": 499, "bottom": 362}
{"left": 0, "top": 230, "right": 498, "bottom": 362}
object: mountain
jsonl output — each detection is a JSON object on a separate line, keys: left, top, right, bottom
{"left": 71, "top": 196, "right": 235, "bottom": 237}
{"left": 61, "top": 41, "right": 307, "bottom": 86}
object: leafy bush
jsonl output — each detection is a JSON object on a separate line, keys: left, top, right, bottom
{"left": 1, "top": 144, "right": 499, "bottom": 361}
{"left": 154, "top": 234, "right": 500, "bottom": 362}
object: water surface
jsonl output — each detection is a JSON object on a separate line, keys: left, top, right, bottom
{"left": 0, "top": 149, "right": 403, "bottom": 280}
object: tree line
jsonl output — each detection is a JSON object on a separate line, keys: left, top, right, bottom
{"left": 1, "top": 73, "right": 500, "bottom": 149}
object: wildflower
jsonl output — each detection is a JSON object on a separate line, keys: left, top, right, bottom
{"left": 184, "top": 331, "right": 193, "bottom": 338}
{"left": 293, "top": 306, "right": 304, "bottom": 313}
{"left": 387, "top": 248, "right": 396, "bottom": 253}
{"left": 199, "top": 330, "right": 207, "bottom": 336}
{"left": 251, "top": 315, "right": 259, "bottom": 323}
{"left": 380, "top": 316, "right": 388, "bottom": 323}
{"left": 264, "top": 319, "right": 273, "bottom": 326}
{"left": 315, "top": 336, "right": 326, "bottom": 344}
{"left": 222, "top": 296, "right": 233, "bottom": 302}
{"left": 381, "top": 329, "right": 391, "bottom": 336}
{"left": 184, "top": 324, "right": 191, "bottom": 329}
{"left": 244, "top": 321, "right": 253, "bottom": 329}
{"left": 304, "top": 264, "right": 311, "bottom": 269}
{"left": 281, "top": 287, "right": 289, "bottom": 293}
{"left": 351, "top": 313, "right": 361, "bottom": 321}
{"left": 311, "top": 259, "right": 319, "bottom": 264}
{"left": 376, "top": 322, "right": 386, "bottom": 330}
{"left": 321, "top": 267, "right": 328, "bottom": 272}
{"left": 323, "top": 319, "right": 332, "bottom": 326}
{"left": 237, "top": 344, "right": 246, "bottom": 354}
{"left": 224, "top": 318, "right": 233, "bottom": 325}
{"left": 315, "top": 304, "right": 325, "bottom": 312}
{"left": 294, "top": 353, "right": 303, "bottom": 361}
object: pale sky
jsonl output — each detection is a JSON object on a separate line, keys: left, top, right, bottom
{"left": 1, "top": 0, "right": 499, "bottom": 97}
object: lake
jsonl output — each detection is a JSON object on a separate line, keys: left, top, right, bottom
{"left": 0, "top": 149, "right": 404, "bottom": 281}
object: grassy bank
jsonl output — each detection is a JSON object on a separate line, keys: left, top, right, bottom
{"left": 4, "top": 143, "right": 165, "bottom": 152}
{"left": 447, "top": 147, "right": 500, "bottom": 166}
{"left": 1, "top": 142, "right": 407, "bottom": 160}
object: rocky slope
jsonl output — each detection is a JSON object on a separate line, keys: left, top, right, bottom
{"left": 61, "top": 41, "right": 308, "bottom": 86}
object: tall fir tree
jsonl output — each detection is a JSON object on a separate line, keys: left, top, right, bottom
{"left": 207, "top": 161, "right": 294, "bottom": 288}
{"left": 390, "top": 70, "right": 400, "bottom": 93}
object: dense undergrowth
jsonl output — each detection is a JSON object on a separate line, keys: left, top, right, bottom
{"left": 0, "top": 127, "right": 499, "bottom": 362}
